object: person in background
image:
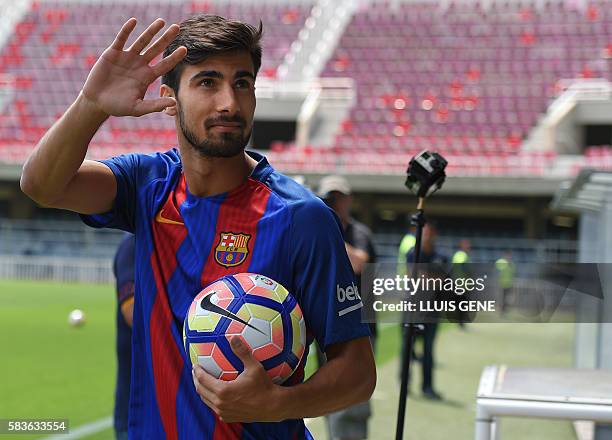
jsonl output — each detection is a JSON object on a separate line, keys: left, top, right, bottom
{"left": 452, "top": 239, "right": 471, "bottom": 268}
{"left": 397, "top": 223, "right": 416, "bottom": 277}
{"left": 318, "top": 175, "right": 376, "bottom": 440}
{"left": 451, "top": 239, "right": 472, "bottom": 328}
{"left": 404, "top": 223, "right": 446, "bottom": 401}
{"left": 112, "top": 233, "right": 135, "bottom": 440}
{"left": 496, "top": 250, "right": 516, "bottom": 315}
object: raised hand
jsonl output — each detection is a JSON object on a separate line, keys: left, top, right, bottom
{"left": 82, "top": 18, "right": 187, "bottom": 117}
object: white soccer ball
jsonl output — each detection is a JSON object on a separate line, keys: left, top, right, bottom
{"left": 68, "top": 309, "right": 86, "bottom": 327}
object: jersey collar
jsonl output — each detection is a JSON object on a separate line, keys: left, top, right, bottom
{"left": 246, "top": 150, "right": 273, "bottom": 184}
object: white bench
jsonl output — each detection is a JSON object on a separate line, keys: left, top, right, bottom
{"left": 475, "top": 366, "right": 612, "bottom": 440}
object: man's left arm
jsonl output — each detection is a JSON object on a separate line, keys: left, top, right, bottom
{"left": 192, "top": 335, "right": 375, "bottom": 422}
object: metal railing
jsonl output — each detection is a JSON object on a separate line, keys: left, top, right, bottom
{"left": 374, "top": 234, "right": 578, "bottom": 263}
{"left": 0, "top": 255, "right": 113, "bottom": 284}
{"left": 0, "top": 219, "right": 579, "bottom": 283}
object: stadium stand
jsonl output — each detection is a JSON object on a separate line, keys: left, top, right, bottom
{"left": 268, "top": 0, "right": 612, "bottom": 175}
{"left": 0, "top": 0, "right": 610, "bottom": 175}
{"left": 585, "top": 144, "right": 612, "bottom": 167}
{"left": 0, "top": 0, "right": 312, "bottom": 161}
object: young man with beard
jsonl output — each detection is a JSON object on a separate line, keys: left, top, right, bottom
{"left": 20, "top": 15, "right": 375, "bottom": 439}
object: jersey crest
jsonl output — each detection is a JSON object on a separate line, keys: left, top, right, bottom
{"left": 214, "top": 232, "right": 251, "bottom": 268}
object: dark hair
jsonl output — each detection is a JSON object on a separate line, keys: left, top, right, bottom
{"left": 162, "top": 14, "right": 263, "bottom": 92}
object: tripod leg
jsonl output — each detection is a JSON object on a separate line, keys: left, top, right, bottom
{"left": 395, "top": 324, "right": 415, "bottom": 440}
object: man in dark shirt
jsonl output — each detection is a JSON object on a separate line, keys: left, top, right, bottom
{"left": 318, "top": 175, "right": 376, "bottom": 440}
{"left": 112, "top": 233, "right": 135, "bottom": 440}
{"left": 405, "top": 223, "right": 446, "bottom": 401}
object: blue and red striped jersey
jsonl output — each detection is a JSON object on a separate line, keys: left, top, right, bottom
{"left": 81, "top": 149, "right": 370, "bottom": 440}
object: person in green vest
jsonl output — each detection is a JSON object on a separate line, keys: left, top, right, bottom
{"left": 397, "top": 226, "right": 416, "bottom": 276}
{"left": 452, "top": 239, "right": 471, "bottom": 267}
{"left": 496, "top": 251, "right": 516, "bottom": 315}
{"left": 451, "top": 239, "right": 472, "bottom": 327}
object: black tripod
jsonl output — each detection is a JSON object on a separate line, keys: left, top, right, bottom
{"left": 395, "top": 150, "right": 447, "bottom": 440}
{"left": 395, "top": 200, "right": 426, "bottom": 440}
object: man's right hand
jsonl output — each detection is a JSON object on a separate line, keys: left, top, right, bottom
{"left": 82, "top": 18, "right": 187, "bottom": 117}
{"left": 21, "top": 18, "right": 187, "bottom": 213}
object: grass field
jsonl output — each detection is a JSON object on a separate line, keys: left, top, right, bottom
{"left": 1, "top": 279, "right": 575, "bottom": 439}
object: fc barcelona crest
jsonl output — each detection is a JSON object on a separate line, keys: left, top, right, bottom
{"left": 214, "top": 232, "right": 251, "bottom": 268}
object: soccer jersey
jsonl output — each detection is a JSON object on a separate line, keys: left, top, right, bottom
{"left": 81, "top": 149, "right": 369, "bottom": 440}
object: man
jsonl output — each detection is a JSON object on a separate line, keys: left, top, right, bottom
{"left": 20, "top": 15, "right": 375, "bottom": 439}
{"left": 318, "top": 175, "right": 376, "bottom": 440}
{"left": 397, "top": 225, "right": 416, "bottom": 277}
{"left": 496, "top": 251, "right": 515, "bottom": 315}
{"left": 451, "top": 239, "right": 472, "bottom": 327}
{"left": 404, "top": 223, "right": 446, "bottom": 401}
{"left": 452, "top": 239, "right": 471, "bottom": 269}
{"left": 112, "top": 233, "right": 135, "bottom": 440}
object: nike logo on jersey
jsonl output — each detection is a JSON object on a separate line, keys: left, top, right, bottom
{"left": 200, "top": 292, "right": 265, "bottom": 335}
{"left": 155, "top": 209, "right": 184, "bottom": 226}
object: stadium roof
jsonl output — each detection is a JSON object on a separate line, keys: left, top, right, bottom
{"left": 552, "top": 170, "right": 612, "bottom": 213}
{"left": 306, "top": 173, "right": 564, "bottom": 196}
{"left": 0, "top": 160, "right": 565, "bottom": 196}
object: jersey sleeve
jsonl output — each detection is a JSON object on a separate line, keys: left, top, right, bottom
{"left": 289, "top": 200, "right": 371, "bottom": 350}
{"left": 80, "top": 154, "right": 140, "bottom": 232}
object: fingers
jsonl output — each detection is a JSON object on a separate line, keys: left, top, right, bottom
{"left": 110, "top": 18, "right": 137, "bottom": 51}
{"left": 132, "top": 97, "right": 177, "bottom": 117}
{"left": 230, "top": 337, "right": 258, "bottom": 370}
{"left": 142, "top": 24, "right": 181, "bottom": 63}
{"left": 192, "top": 367, "right": 219, "bottom": 407}
{"left": 152, "top": 46, "right": 187, "bottom": 77}
{"left": 128, "top": 18, "right": 166, "bottom": 55}
{"left": 193, "top": 364, "right": 224, "bottom": 395}
{"left": 192, "top": 364, "right": 228, "bottom": 413}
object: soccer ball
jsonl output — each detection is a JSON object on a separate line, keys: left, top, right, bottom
{"left": 183, "top": 273, "right": 306, "bottom": 384}
{"left": 68, "top": 309, "right": 86, "bottom": 327}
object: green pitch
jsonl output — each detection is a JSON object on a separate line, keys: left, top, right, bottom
{"left": 0, "top": 280, "right": 575, "bottom": 439}
{"left": 0, "top": 279, "right": 117, "bottom": 439}
{"left": 0, "top": 279, "right": 401, "bottom": 439}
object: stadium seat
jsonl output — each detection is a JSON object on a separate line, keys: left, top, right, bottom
{"left": 0, "top": 0, "right": 313, "bottom": 160}
{"left": 0, "top": 0, "right": 609, "bottom": 175}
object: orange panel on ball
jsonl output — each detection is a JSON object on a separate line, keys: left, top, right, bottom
{"left": 213, "top": 284, "right": 235, "bottom": 301}
{"left": 226, "top": 320, "right": 246, "bottom": 336}
{"left": 211, "top": 345, "right": 238, "bottom": 372}
{"left": 234, "top": 273, "right": 255, "bottom": 292}
{"left": 253, "top": 343, "right": 282, "bottom": 361}
{"left": 192, "top": 342, "right": 215, "bottom": 357}
{"left": 219, "top": 371, "right": 239, "bottom": 381}
{"left": 267, "top": 362, "right": 294, "bottom": 384}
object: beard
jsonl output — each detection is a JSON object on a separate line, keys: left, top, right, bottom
{"left": 178, "top": 106, "right": 251, "bottom": 158}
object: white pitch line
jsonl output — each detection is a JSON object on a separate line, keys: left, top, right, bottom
{"left": 44, "top": 415, "right": 315, "bottom": 437}
{"left": 41, "top": 416, "right": 112, "bottom": 440}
